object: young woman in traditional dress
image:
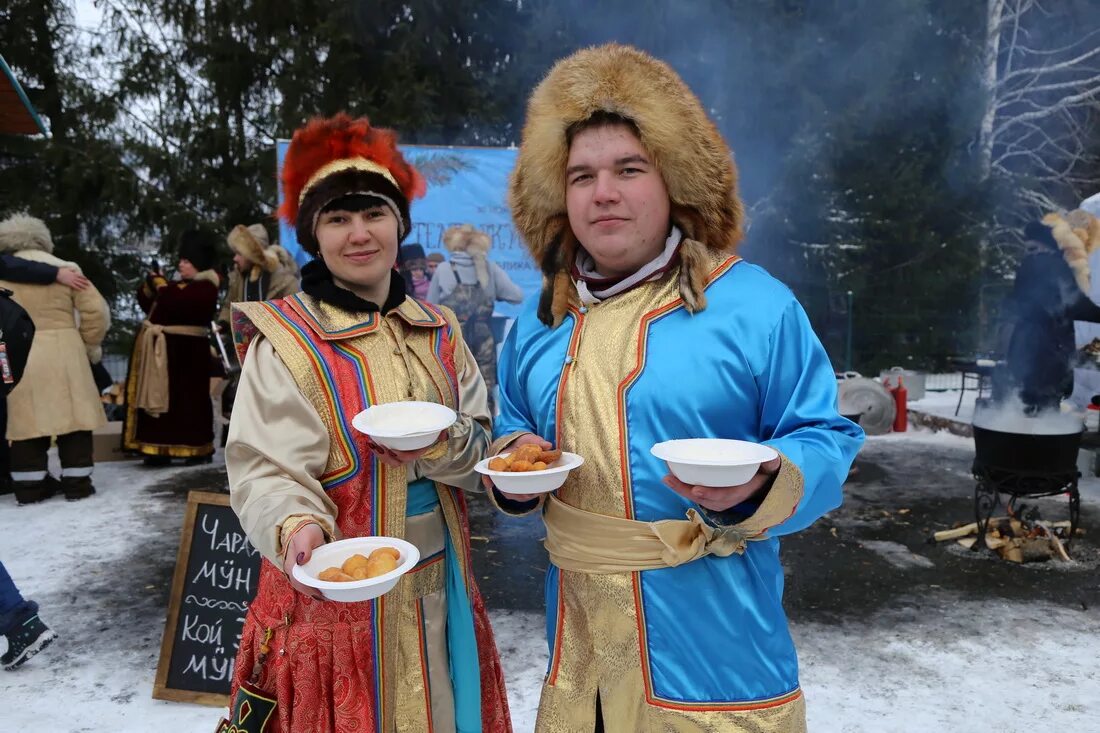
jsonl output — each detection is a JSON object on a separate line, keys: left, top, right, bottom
{"left": 222, "top": 113, "right": 511, "bottom": 733}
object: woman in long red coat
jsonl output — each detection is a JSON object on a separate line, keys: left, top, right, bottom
{"left": 123, "top": 229, "right": 220, "bottom": 464}
{"left": 222, "top": 114, "right": 511, "bottom": 733}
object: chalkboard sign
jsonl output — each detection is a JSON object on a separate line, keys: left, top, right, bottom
{"left": 153, "top": 491, "right": 261, "bottom": 706}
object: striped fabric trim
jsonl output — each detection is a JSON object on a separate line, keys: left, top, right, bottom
{"left": 258, "top": 303, "right": 362, "bottom": 490}
{"left": 286, "top": 292, "right": 382, "bottom": 339}
{"left": 415, "top": 599, "right": 435, "bottom": 731}
{"left": 428, "top": 317, "right": 459, "bottom": 402}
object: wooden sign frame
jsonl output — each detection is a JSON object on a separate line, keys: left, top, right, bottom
{"left": 153, "top": 490, "right": 240, "bottom": 707}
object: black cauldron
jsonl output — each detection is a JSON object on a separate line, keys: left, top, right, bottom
{"left": 971, "top": 424, "right": 1082, "bottom": 475}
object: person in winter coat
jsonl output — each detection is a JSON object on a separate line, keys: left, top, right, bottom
{"left": 0, "top": 250, "right": 91, "bottom": 495}
{"left": 216, "top": 223, "right": 300, "bottom": 328}
{"left": 399, "top": 242, "right": 431, "bottom": 299}
{"left": 122, "top": 229, "right": 221, "bottom": 465}
{"left": 0, "top": 214, "right": 110, "bottom": 503}
{"left": 1003, "top": 211, "right": 1100, "bottom": 413}
{"left": 427, "top": 225, "right": 524, "bottom": 408}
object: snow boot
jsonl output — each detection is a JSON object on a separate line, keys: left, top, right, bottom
{"left": 1, "top": 607, "right": 56, "bottom": 671}
{"left": 12, "top": 475, "right": 60, "bottom": 505}
{"left": 61, "top": 475, "right": 95, "bottom": 501}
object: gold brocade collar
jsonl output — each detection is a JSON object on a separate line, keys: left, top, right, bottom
{"left": 285, "top": 292, "right": 446, "bottom": 341}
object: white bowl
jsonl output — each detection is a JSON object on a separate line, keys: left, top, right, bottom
{"left": 351, "top": 402, "right": 457, "bottom": 451}
{"left": 474, "top": 451, "right": 584, "bottom": 494}
{"left": 291, "top": 536, "right": 420, "bottom": 603}
{"left": 650, "top": 439, "right": 778, "bottom": 488}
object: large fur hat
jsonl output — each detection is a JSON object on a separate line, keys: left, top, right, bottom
{"left": 227, "top": 223, "right": 279, "bottom": 280}
{"left": 268, "top": 244, "right": 299, "bottom": 273}
{"left": 509, "top": 43, "right": 744, "bottom": 326}
{"left": 0, "top": 213, "right": 53, "bottom": 254}
{"left": 1042, "top": 210, "right": 1100, "bottom": 293}
{"left": 177, "top": 228, "right": 218, "bottom": 272}
{"left": 442, "top": 223, "right": 492, "bottom": 255}
{"left": 442, "top": 224, "right": 492, "bottom": 287}
{"left": 279, "top": 113, "right": 426, "bottom": 256}
{"left": 399, "top": 243, "right": 428, "bottom": 270}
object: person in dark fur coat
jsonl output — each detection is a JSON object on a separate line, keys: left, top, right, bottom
{"left": 1002, "top": 211, "right": 1100, "bottom": 412}
{"left": 122, "top": 229, "right": 221, "bottom": 465}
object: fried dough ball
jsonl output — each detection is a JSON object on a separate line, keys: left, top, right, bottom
{"left": 365, "top": 554, "right": 399, "bottom": 578}
{"left": 369, "top": 547, "right": 401, "bottom": 563}
{"left": 485, "top": 443, "right": 563, "bottom": 472}
{"left": 538, "top": 449, "right": 562, "bottom": 464}
{"left": 341, "top": 553, "right": 370, "bottom": 575}
{"left": 512, "top": 444, "right": 544, "bottom": 463}
{"left": 318, "top": 567, "right": 356, "bottom": 582}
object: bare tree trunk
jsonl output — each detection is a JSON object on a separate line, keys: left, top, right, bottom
{"left": 977, "top": 0, "right": 1006, "bottom": 351}
{"left": 977, "top": 0, "right": 1005, "bottom": 182}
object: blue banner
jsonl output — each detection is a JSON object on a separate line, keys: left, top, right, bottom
{"left": 276, "top": 142, "right": 537, "bottom": 318}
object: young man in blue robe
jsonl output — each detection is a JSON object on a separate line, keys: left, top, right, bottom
{"left": 485, "top": 44, "right": 865, "bottom": 732}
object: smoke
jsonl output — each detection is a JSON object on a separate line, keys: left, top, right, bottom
{"left": 972, "top": 395, "right": 1083, "bottom": 435}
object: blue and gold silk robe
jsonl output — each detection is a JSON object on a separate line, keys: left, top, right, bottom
{"left": 494, "top": 254, "right": 865, "bottom": 732}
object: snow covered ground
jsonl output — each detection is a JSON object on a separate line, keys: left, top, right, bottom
{"left": 2, "top": 433, "right": 1098, "bottom": 732}
{"left": 908, "top": 387, "right": 978, "bottom": 423}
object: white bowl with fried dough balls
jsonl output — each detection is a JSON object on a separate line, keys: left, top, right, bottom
{"left": 474, "top": 451, "right": 584, "bottom": 494}
{"left": 650, "top": 439, "right": 778, "bottom": 488}
{"left": 352, "top": 401, "right": 457, "bottom": 451}
{"left": 292, "top": 536, "right": 420, "bottom": 603}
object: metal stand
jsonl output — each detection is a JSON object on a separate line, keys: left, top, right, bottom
{"left": 971, "top": 463, "right": 1081, "bottom": 550}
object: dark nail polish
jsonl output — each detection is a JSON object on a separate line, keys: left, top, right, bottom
{"left": 296, "top": 552, "right": 305, "bottom": 564}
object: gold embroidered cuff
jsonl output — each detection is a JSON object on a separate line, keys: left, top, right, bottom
{"left": 419, "top": 436, "right": 449, "bottom": 462}
{"left": 720, "top": 452, "right": 804, "bottom": 538}
{"left": 277, "top": 513, "right": 335, "bottom": 561}
{"left": 488, "top": 430, "right": 530, "bottom": 457}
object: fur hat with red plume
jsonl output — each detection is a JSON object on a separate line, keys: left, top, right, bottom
{"left": 278, "top": 113, "right": 426, "bottom": 256}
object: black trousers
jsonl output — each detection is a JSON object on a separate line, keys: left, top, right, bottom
{"left": 9, "top": 431, "right": 93, "bottom": 478}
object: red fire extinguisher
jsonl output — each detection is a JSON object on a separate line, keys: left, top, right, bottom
{"left": 888, "top": 376, "right": 908, "bottom": 432}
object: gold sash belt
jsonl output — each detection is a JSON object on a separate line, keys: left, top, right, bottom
{"left": 543, "top": 494, "right": 751, "bottom": 574}
{"left": 135, "top": 320, "right": 209, "bottom": 417}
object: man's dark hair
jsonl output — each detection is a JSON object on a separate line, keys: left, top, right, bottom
{"left": 565, "top": 110, "right": 641, "bottom": 145}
